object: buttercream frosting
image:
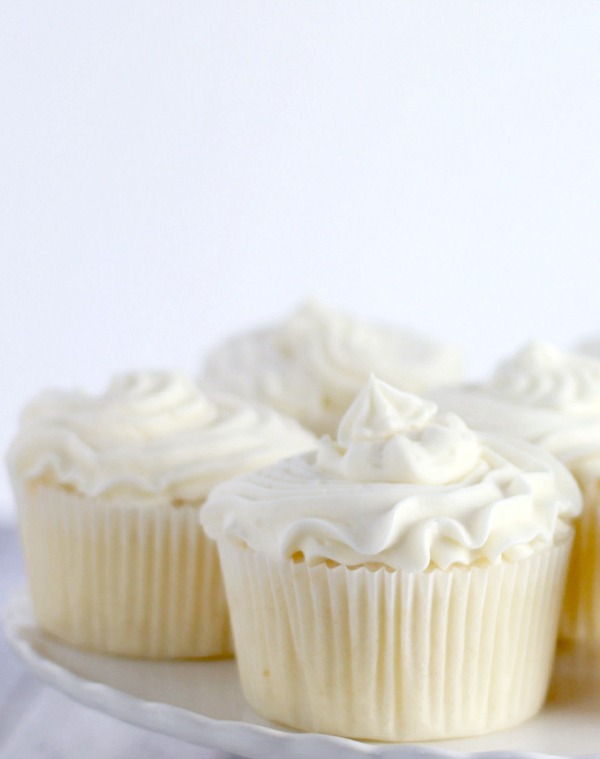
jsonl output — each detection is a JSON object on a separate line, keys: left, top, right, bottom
{"left": 432, "top": 342, "right": 600, "bottom": 475}
{"left": 8, "top": 371, "right": 317, "bottom": 505}
{"left": 576, "top": 338, "right": 600, "bottom": 361}
{"left": 201, "top": 376, "right": 580, "bottom": 571}
{"left": 201, "top": 301, "right": 463, "bottom": 436}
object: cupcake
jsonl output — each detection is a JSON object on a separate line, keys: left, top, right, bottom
{"left": 202, "top": 300, "right": 463, "bottom": 436}
{"left": 7, "top": 371, "right": 316, "bottom": 658}
{"left": 576, "top": 337, "right": 600, "bottom": 360}
{"left": 201, "top": 376, "right": 580, "bottom": 741}
{"left": 432, "top": 342, "right": 600, "bottom": 642}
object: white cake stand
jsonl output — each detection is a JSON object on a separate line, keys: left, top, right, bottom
{"left": 3, "top": 588, "right": 600, "bottom": 759}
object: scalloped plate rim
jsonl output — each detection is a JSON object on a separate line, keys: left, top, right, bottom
{"left": 0, "top": 588, "right": 584, "bottom": 759}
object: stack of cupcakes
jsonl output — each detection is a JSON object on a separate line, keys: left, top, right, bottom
{"left": 4, "top": 301, "right": 592, "bottom": 744}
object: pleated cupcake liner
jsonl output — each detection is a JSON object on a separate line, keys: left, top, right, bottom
{"left": 560, "top": 475, "right": 600, "bottom": 641}
{"left": 16, "top": 482, "right": 232, "bottom": 659}
{"left": 218, "top": 535, "right": 572, "bottom": 742}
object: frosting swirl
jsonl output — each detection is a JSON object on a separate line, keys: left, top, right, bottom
{"left": 317, "top": 376, "right": 482, "bottom": 485}
{"left": 201, "top": 377, "right": 580, "bottom": 571}
{"left": 489, "top": 343, "right": 600, "bottom": 414}
{"left": 432, "top": 342, "right": 600, "bottom": 473}
{"left": 8, "top": 371, "right": 317, "bottom": 505}
{"left": 202, "top": 301, "right": 463, "bottom": 436}
{"left": 577, "top": 338, "right": 600, "bottom": 362}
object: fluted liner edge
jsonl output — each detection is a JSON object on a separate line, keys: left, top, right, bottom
{"left": 17, "top": 482, "right": 232, "bottom": 658}
{"left": 218, "top": 536, "right": 572, "bottom": 742}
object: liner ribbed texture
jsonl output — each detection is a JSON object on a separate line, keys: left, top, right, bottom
{"left": 17, "top": 483, "right": 232, "bottom": 658}
{"left": 218, "top": 537, "right": 572, "bottom": 742}
{"left": 560, "top": 475, "right": 600, "bottom": 641}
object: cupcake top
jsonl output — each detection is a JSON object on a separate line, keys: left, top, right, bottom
{"left": 576, "top": 337, "right": 600, "bottom": 361}
{"left": 201, "top": 376, "right": 580, "bottom": 571}
{"left": 432, "top": 342, "right": 600, "bottom": 474}
{"left": 201, "top": 300, "right": 463, "bottom": 436}
{"left": 7, "top": 371, "right": 317, "bottom": 506}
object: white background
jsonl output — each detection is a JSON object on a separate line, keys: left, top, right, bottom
{"left": 2, "top": 1, "right": 600, "bottom": 517}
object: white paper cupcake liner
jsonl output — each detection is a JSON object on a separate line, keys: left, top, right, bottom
{"left": 16, "top": 482, "right": 232, "bottom": 658}
{"left": 560, "top": 475, "right": 600, "bottom": 641}
{"left": 218, "top": 536, "right": 572, "bottom": 742}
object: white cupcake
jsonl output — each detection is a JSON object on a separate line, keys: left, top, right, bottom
{"left": 7, "top": 371, "right": 316, "bottom": 658}
{"left": 202, "top": 300, "right": 463, "bottom": 436}
{"left": 576, "top": 337, "right": 600, "bottom": 360}
{"left": 202, "top": 376, "right": 580, "bottom": 741}
{"left": 432, "top": 342, "right": 600, "bottom": 642}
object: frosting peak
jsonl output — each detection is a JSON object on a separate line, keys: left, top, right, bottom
{"left": 337, "top": 375, "right": 437, "bottom": 444}
{"left": 317, "top": 377, "right": 482, "bottom": 485}
{"left": 276, "top": 299, "right": 334, "bottom": 349}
